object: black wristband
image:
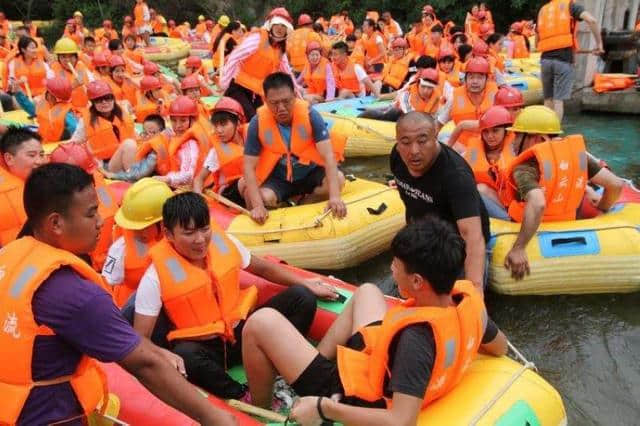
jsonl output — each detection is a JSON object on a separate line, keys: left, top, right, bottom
{"left": 317, "top": 396, "right": 333, "bottom": 423}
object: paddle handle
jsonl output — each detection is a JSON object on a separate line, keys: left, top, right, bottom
{"left": 205, "top": 189, "right": 251, "bottom": 216}
{"left": 226, "top": 399, "right": 288, "bottom": 423}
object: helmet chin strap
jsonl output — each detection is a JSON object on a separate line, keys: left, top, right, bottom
{"left": 269, "top": 29, "right": 287, "bottom": 42}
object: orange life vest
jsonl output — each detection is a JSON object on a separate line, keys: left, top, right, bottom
{"left": 63, "top": 29, "right": 84, "bottom": 47}
{"left": 12, "top": 56, "right": 47, "bottom": 97}
{"left": 136, "top": 133, "right": 172, "bottom": 175}
{"left": 332, "top": 60, "right": 361, "bottom": 93}
{"left": 593, "top": 73, "right": 636, "bottom": 93}
{"left": 337, "top": 280, "right": 485, "bottom": 407}
{"left": 255, "top": 99, "right": 345, "bottom": 183}
{"left": 35, "top": 99, "right": 73, "bottom": 143}
{"left": 363, "top": 32, "right": 385, "bottom": 65}
{"left": 440, "top": 62, "right": 463, "bottom": 88}
{"left": 151, "top": 227, "right": 258, "bottom": 342}
{"left": 90, "top": 172, "right": 119, "bottom": 271}
{"left": 51, "top": 61, "right": 91, "bottom": 110}
{"left": 500, "top": 135, "right": 588, "bottom": 222}
{"left": 464, "top": 132, "right": 516, "bottom": 191}
{"left": 383, "top": 20, "right": 402, "bottom": 38}
{"left": 209, "top": 134, "right": 245, "bottom": 192}
{"left": 195, "top": 23, "right": 207, "bottom": 37}
{"left": 0, "top": 167, "right": 26, "bottom": 247}
{"left": 302, "top": 57, "right": 329, "bottom": 95}
{"left": 537, "top": 0, "right": 578, "bottom": 52}
{"left": 0, "top": 237, "right": 108, "bottom": 424}
{"left": 112, "top": 229, "right": 154, "bottom": 307}
{"left": 382, "top": 55, "right": 411, "bottom": 90}
{"left": 135, "top": 92, "right": 167, "bottom": 123}
{"left": 235, "top": 29, "right": 283, "bottom": 97}
{"left": 152, "top": 16, "right": 166, "bottom": 34}
{"left": 168, "top": 121, "right": 210, "bottom": 176}
{"left": 407, "top": 30, "right": 425, "bottom": 55}
{"left": 134, "top": 3, "right": 148, "bottom": 29}
{"left": 350, "top": 40, "right": 366, "bottom": 67}
{"left": 509, "top": 34, "right": 530, "bottom": 58}
{"left": 82, "top": 108, "right": 135, "bottom": 160}
{"left": 214, "top": 33, "right": 233, "bottom": 70}
{"left": 121, "top": 25, "right": 135, "bottom": 40}
{"left": 406, "top": 84, "right": 442, "bottom": 114}
{"left": 287, "top": 27, "right": 318, "bottom": 72}
{"left": 450, "top": 83, "right": 498, "bottom": 145}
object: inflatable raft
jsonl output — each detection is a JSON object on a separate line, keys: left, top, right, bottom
{"left": 188, "top": 41, "right": 213, "bottom": 58}
{"left": 489, "top": 186, "right": 640, "bottom": 295}
{"left": 178, "top": 57, "right": 215, "bottom": 76}
{"left": 209, "top": 178, "right": 405, "bottom": 270}
{"left": 101, "top": 260, "right": 567, "bottom": 425}
{"left": 142, "top": 37, "right": 190, "bottom": 62}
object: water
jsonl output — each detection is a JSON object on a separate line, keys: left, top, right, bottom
{"left": 332, "top": 112, "right": 640, "bottom": 425}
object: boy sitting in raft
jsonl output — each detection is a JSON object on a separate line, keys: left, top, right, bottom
{"left": 241, "top": 216, "right": 508, "bottom": 424}
{"left": 239, "top": 72, "right": 346, "bottom": 224}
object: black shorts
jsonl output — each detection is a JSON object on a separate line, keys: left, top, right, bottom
{"left": 262, "top": 167, "right": 326, "bottom": 203}
{"left": 220, "top": 180, "right": 245, "bottom": 207}
{"left": 371, "top": 63, "right": 384, "bottom": 73}
{"left": 291, "top": 321, "right": 385, "bottom": 408}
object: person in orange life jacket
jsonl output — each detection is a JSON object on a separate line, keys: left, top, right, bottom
{"left": 391, "top": 113, "right": 490, "bottom": 290}
{"left": 297, "top": 41, "right": 336, "bottom": 104}
{"left": 495, "top": 85, "right": 525, "bottom": 119}
{"left": 380, "top": 11, "right": 403, "bottom": 38}
{"left": 406, "top": 18, "right": 425, "bottom": 56}
{"left": 537, "top": 0, "right": 603, "bottom": 121}
{"left": 123, "top": 33, "right": 146, "bottom": 71}
{"left": 135, "top": 75, "right": 168, "bottom": 123}
{"left": 105, "top": 53, "right": 138, "bottom": 109}
{"left": 437, "top": 46, "right": 463, "bottom": 91}
{"left": 470, "top": 39, "right": 505, "bottom": 85}
{"left": 102, "top": 178, "right": 173, "bottom": 308}
{"left": 2, "top": 163, "right": 237, "bottom": 426}
{"left": 11, "top": 77, "right": 79, "bottom": 143}
{"left": 122, "top": 15, "right": 136, "bottom": 40}
{"left": 212, "top": 21, "right": 244, "bottom": 72}
{"left": 242, "top": 217, "right": 508, "bottom": 422}
{"left": 423, "top": 24, "right": 446, "bottom": 59}
{"left": 499, "top": 106, "right": 623, "bottom": 280}
{"left": 220, "top": 7, "right": 295, "bottom": 121}
{"left": 8, "top": 36, "right": 52, "bottom": 98}
{"left": 95, "top": 20, "right": 119, "bottom": 46}
{"left": 486, "top": 32, "right": 506, "bottom": 73}
{"left": 193, "top": 97, "right": 247, "bottom": 204}
{"left": 51, "top": 37, "right": 95, "bottom": 110}
{"left": 180, "top": 75, "right": 215, "bottom": 132}
{"left": 287, "top": 14, "right": 321, "bottom": 74}
{"left": 331, "top": 41, "right": 380, "bottom": 99}
{"left": 239, "top": 72, "right": 346, "bottom": 224}
{"left": 439, "top": 56, "right": 497, "bottom": 150}
{"left": 149, "top": 8, "right": 168, "bottom": 36}
{"left": 70, "top": 80, "right": 137, "bottom": 174}
{"left": 132, "top": 192, "right": 338, "bottom": 399}
{"left": 183, "top": 55, "right": 214, "bottom": 95}
{"left": 361, "top": 18, "right": 386, "bottom": 74}
{"left": 377, "top": 37, "right": 412, "bottom": 95}
{"left": 506, "top": 23, "right": 530, "bottom": 59}
{"left": 92, "top": 51, "right": 111, "bottom": 78}
{"left": 80, "top": 36, "right": 97, "bottom": 69}
{"left": 0, "top": 127, "right": 46, "bottom": 246}
{"left": 133, "top": 0, "right": 152, "bottom": 44}
{"left": 63, "top": 19, "right": 84, "bottom": 47}
{"left": 144, "top": 60, "right": 181, "bottom": 94}
{"left": 72, "top": 11, "right": 89, "bottom": 37}
{"left": 451, "top": 30, "right": 469, "bottom": 51}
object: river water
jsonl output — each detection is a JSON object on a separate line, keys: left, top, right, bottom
{"left": 333, "top": 112, "right": 640, "bottom": 425}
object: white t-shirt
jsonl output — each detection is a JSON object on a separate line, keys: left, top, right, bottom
{"left": 203, "top": 148, "right": 220, "bottom": 174}
{"left": 353, "top": 64, "right": 369, "bottom": 97}
{"left": 134, "top": 235, "right": 252, "bottom": 316}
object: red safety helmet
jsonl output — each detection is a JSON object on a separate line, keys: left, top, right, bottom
{"left": 103, "top": 20, "right": 112, "bottom": 28}
{"left": 417, "top": 68, "right": 439, "bottom": 85}
{"left": 140, "top": 75, "right": 162, "bottom": 92}
{"left": 472, "top": 40, "right": 489, "bottom": 56}
{"left": 479, "top": 106, "right": 514, "bottom": 130}
{"left": 391, "top": 37, "right": 408, "bottom": 49}
{"left": 305, "top": 41, "right": 322, "bottom": 54}
{"left": 109, "top": 55, "right": 126, "bottom": 68}
{"left": 267, "top": 7, "right": 293, "bottom": 23}
{"left": 479, "top": 23, "right": 493, "bottom": 36}
{"left": 46, "top": 77, "right": 73, "bottom": 102}
{"left": 180, "top": 74, "right": 200, "bottom": 90}
{"left": 465, "top": 56, "right": 490, "bottom": 74}
{"left": 169, "top": 95, "right": 198, "bottom": 117}
{"left": 438, "top": 46, "right": 456, "bottom": 60}
{"left": 49, "top": 143, "right": 97, "bottom": 173}
{"left": 422, "top": 5, "right": 435, "bottom": 15}
{"left": 297, "top": 14, "right": 313, "bottom": 26}
{"left": 143, "top": 61, "right": 160, "bottom": 75}
{"left": 213, "top": 97, "right": 246, "bottom": 123}
{"left": 87, "top": 80, "right": 113, "bottom": 100}
{"left": 495, "top": 86, "right": 525, "bottom": 108}
{"left": 92, "top": 52, "right": 110, "bottom": 68}
{"left": 185, "top": 55, "right": 202, "bottom": 69}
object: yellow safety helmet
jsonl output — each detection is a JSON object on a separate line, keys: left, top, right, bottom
{"left": 198, "top": 15, "right": 205, "bottom": 21}
{"left": 115, "top": 178, "right": 174, "bottom": 230}
{"left": 53, "top": 37, "right": 80, "bottom": 55}
{"left": 507, "top": 105, "right": 564, "bottom": 135}
{"left": 218, "top": 15, "right": 230, "bottom": 27}
{"left": 73, "top": 11, "right": 83, "bottom": 17}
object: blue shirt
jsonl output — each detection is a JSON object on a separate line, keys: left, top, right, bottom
{"left": 14, "top": 91, "right": 78, "bottom": 139}
{"left": 244, "top": 106, "right": 329, "bottom": 182}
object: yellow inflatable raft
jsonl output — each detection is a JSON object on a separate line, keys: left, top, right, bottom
{"left": 142, "top": 37, "right": 190, "bottom": 62}
{"left": 177, "top": 57, "right": 215, "bottom": 76}
{"left": 210, "top": 178, "right": 405, "bottom": 269}
{"left": 489, "top": 203, "right": 640, "bottom": 295}
{"left": 321, "top": 113, "right": 396, "bottom": 157}
{"left": 505, "top": 74, "right": 543, "bottom": 105}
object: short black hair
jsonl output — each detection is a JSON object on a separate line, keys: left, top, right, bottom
{"left": 17, "top": 36, "right": 36, "bottom": 56}
{"left": 430, "top": 24, "right": 443, "bottom": 34}
{"left": 84, "top": 36, "right": 95, "bottom": 44}
{"left": 391, "top": 217, "right": 466, "bottom": 295}
{"left": 108, "top": 39, "right": 123, "bottom": 51}
{"left": 211, "top": 110, "right": 239, "bottom": 126}
{"left": 415, "top": 55, "right": 437, "bottom": 69}
{"left": 486, "top": 33, "right": 503, "bottom": 45}
{"left": 263, "top": 72, "right": 294, "bottom": 95}
{"left": 0, "top": 126, "right": 41, "bottom": 155}
{"left": 345, "top": 34, "right": 356, "bottom": 42}
{"left": 332, "top": 41, "right": 349, "bottom": 54}
{"left": 163, "top": 192, "right": 210, "bottom": 231}
{"left": 458, "top": 44, "right": 473, "bottom": 62}
{"left": 143, "top": 114, "right": 166, "bottom": 130}
{"left": 452, "top": 32, "right": 468, "bottom": 44}
{"left": 450, "top": 25, "right": 465, "bottom": 35}
{"left": 24, "top": 163, "right": 94, "bottom": 228}
{"left": 312, "top": 23, "right": 324, "bottom": 33}
{"left": 363, "top": 18, "right": 376, "bottom": 27}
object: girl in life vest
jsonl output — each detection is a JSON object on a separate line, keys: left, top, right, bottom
{"left": 393, "top": 68, "right": 443, "bottom": 115}
{"left": 8, "top": 36, "right": 51, "bottom": 97}
{"left": 70, "top": 79, "right": 137, "bottom": 174}
{"left": 437, "top": 46, "right": 463, "bottom": 88}
{"left": 193, "top": 97, "right": 246, "bottom": 204}
{"left": 63, "top": 19, "right": 84, "bottom": 47}
{"left": 135, "top": 75, "right": 169, "bottom": 123}
{"left": 463, "top": 106, "right": 517, "bottom": 219}
{"left": 123, "top": 34, "right": 145, "bottom": 71}
{"left": 143, "top": 60, "right": 180, "bottom": 94}
{"left": 298, "top": 41, "right": 335, "bottom": 104}
{"left": 212, "top": 21, "right": 243, "bottom": 73}
{"left": 51, "top": 37, "right": 94, "bottom": 111}
{"left": 106, "top": 54, "right": 138, "bottom": 109}
{"left": 183, "top": 55, "right": 214, "bottom": 95}
{"left": 507, "top": 23, "right": 530, "bottom": 59}
{"left": 379, "top": 37, "right": 412, "bottom": 94}
{"left": 180, "top": 74, "right": 216, "bottom": 134}
{"left": 92, "top": 52, "right": 112, "bottom": 79}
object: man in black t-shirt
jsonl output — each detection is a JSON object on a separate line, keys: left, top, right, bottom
{"left": 240, "top": 217, "right": 507, "bottom": 425}
{"left": 391, "top": 112, "right": 489, "bottom": 291}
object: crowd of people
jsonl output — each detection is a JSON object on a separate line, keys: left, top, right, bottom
{"left": 0, "top": 1, "right": 629, "bottom": 425}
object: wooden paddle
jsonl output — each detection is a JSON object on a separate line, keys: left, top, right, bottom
{"left": 227, "top": 399, "right": 288, "bottom": 423}
{"left": 205, "top": 189, "right": 251, "bottom": 216}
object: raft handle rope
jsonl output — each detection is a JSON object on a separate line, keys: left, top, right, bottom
{"left": 229, "top": 187, "right": 395, "bottom": 236}
{"left": 490, "top": 224, "right": 640, "bottom": 240}
{"left": 322, "top": 113, "right": 395, "bottom": 142}
{"left": 469, "top": 341, "right": 536, "bottom": 425}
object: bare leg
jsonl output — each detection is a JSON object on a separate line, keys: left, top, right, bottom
{"left": 477, "top": 183, "right": 500, "bottom": 204}
{"left": 301, "top": 171, "right": 345, "bottom": 204}
{"left": 553, "top": 100, "right": 564, "bottom": 122}
{"left": 337, "top": 89, "right": 355, "bottom": 99}
{"left": 238, "top": 178, "right": 279, "bottom": 209}
{"left": 106, "top": 139, "right": 137, "bottom": 173}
